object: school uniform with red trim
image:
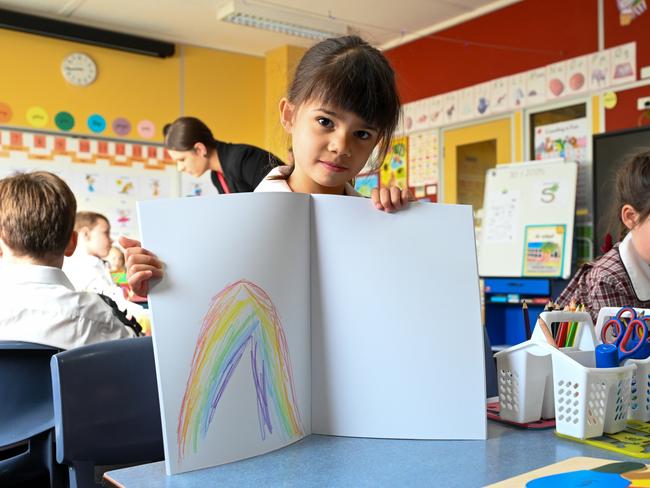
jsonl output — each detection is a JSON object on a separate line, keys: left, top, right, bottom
{"left": 254, "top": 165, "right": 360, "bottom": 196}
{"left": 556, "top": 233, "right": 650, "bottom": 322}
{"left": 210, "top": 140, "right": 284, "bottom": 194}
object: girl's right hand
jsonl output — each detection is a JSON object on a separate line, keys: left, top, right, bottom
{"left": 119, "top": 236, "right": 164, "bottom": 298}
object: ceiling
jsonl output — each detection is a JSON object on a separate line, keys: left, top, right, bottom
{"left": 0, "top": 0, "right": 519, "bottom": 57}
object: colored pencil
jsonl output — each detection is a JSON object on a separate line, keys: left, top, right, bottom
{"left": 538, "top": 317, "right": 558, "bottom": 348}
{"left": 522, "top": 302, "right": 532, "bottom": 340}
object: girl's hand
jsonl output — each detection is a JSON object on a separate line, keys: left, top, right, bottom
{"left": 119, "top": 236, "right": 164, "bottom": 298}
{"left": 371, "top": 186, "right": 411, "bottom": 212}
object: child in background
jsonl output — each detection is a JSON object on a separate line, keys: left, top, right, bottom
{"left": 0, "top": 172, "right": 138, "bottom": 349}
{"left": 121, "top": 35, "right": 409, "bottom": 296}
{"left": 557, "top": 150, "right": 650, "bottom": 322}
{"left": 108, "top": 246, "right": 128, "bottom": 286}
{"left": 64, "top": 211, "right": 146, "bottom": 320}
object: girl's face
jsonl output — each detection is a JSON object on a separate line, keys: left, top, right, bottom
{"left": 107, "top": 247, "right": 125, "bottom": 272}
{"left": 168, "top": 144, "right": 209, "bottom": 178}
{"left": 623, "top": 204, "right": 650, "bottom": 263}
{"left": 281, "top": 98, "right": 379, "bottom": 193}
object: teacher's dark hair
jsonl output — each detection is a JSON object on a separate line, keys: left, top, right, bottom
{"left": 165, "top": 117, "right": 218, "bottom": 155}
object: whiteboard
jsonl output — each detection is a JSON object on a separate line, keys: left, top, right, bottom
{"left": 478, "top": 160, "right": 577, "bottom": 279}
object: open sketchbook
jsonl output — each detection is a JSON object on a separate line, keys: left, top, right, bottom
{"left": 138, "top": 192, "right": 486, "bottom": 475}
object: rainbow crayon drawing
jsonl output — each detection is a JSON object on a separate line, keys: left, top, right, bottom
{"left": 177, "top": 279, "right": 304, "bottom": 460}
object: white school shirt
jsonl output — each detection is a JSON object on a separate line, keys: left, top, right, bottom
{"left": 0, "top": 263, "right": 136, "bottom": 350}
{"left": 63, "top": 252, "right": 146, "bottom": 319}
{"left": 254, "top": 165, "right": 361, "bottom": 196}
{"left": 619, "top": 232, "right": 650, "bottom": 300}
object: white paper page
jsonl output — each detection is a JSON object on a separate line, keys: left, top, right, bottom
{"left": 138, "top": 192, "right": 311, "bottom": 475}
{"left": 310, "top": 196, "right": 486, "bottom": 440}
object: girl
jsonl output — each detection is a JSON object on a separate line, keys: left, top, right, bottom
{"left": 122, "top": 36, "right": 409, "bottom": 296}
{"left": 165, "top": 116, "right": 284, "bottom": 193}
{"left": 557, "top": 149, "right": 650, "bottom": 322}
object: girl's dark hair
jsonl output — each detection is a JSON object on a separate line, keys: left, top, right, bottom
{"left": 287, "top": 35, "right": 400, "bottom": 165}
{"left": 613, "top": 149, "right": 650, "bottom": 240}
{"left": 165, "top": 117, "right": 217, "bottom": 154}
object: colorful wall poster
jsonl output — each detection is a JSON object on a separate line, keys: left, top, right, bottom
{"left": 140, "top": 175, "right": 172, "bottom": 200}
{"left": 533, "top": 117, "right": 590, "bottom": 227}
{"left": 407, "top": 130, "right": 439, "bottom": 187}
{"left": 617, "top": 0, "right": 648, "bottom": 25}
{"left": 111, "top": 175, "right": 137, "bottom": 197}
{"left": 609, "top": 42, "right": 637, "bottom": 85}
{"left": 380, "top": 136, "right": 408, "bottom": 189}
{"left": 0, "top": 128, "right": 177, "bottom": 240}
{"left": 354, "top": 173, "right": 379, "bottom": 197}
{"left": 522, "top": 224, "right": 566, "bottom": 277}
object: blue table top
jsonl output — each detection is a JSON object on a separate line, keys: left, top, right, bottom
{"left": 104, "top": 422, "right": 636, "bottom": 488}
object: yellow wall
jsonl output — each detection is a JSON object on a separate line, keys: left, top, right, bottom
{"left": 442, "top": 117, "right": 512, "bottom": 203}
{"left": 0, "top": 29, "right": 179, "bottom": 141}
{"left": 0, "top": 29, "right": 267, "bottom": 147}
{"left": 264, "top": 45, "right": 306, "bottom": 160}
{"left": 183, "top": 45, "right": 265, "bottom": 148}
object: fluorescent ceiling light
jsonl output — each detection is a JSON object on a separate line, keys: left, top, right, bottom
{"left": 217, "top": 0, "right": 348, "bottom": 40}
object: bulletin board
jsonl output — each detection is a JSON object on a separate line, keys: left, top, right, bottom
{"left": 0, "top": 127, "right": 182, "bottom": 239}
{"left": 478, "top": 159, "right": 577, "bottom": 279}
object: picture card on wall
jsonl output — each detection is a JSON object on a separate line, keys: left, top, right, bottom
{"left": 411, "top": 99, "right": 431, "bottom": 132}
{"left": 474, "top": 82, "right": 492, "bottom": 118}
{"left": 457, "top": 86, "right": 475, "bottom": 121}
{"left": 440, "top": 91, "right": 458, "bottom": 125}
{"left": 565, "top": 55, "right": 589, "bottom": 96}
{"left": 508, "top": 73, "right": 527, "bottom": 108}
{"left": 490, "top": 77, "right": 510, "bottom": 113}
{"left": 546, "top": 61, "right": 568, "bottom": 99}
{"left": 609, "top": 42, "right": 636, "bottom": 86}
{"left": 427, "top": 96, "right": 444, "bottom": 128}
{"left": 589, "top": 51, "right": 610, "bottom": 89}
{"left": 525, "top": 68, "right": 547, "bottom": 106}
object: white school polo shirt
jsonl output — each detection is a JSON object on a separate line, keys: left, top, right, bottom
{"left": 0, "top": 263, "right": 136, "bottom": 350}
{"left": 620, "top": 233, "right": 650, "bottom": 300}
{"left": 255, "top": 166, "right": 361, "bottom": 196}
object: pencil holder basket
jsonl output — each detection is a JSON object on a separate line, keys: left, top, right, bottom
{"left": 551, "top": 351, "right": 635, "bottom": 439}
{"left": 495, "top": 311, "right": 596, "bottom": 425}
{"left": 595, "top": 307, "right": 650, "bottom": 422}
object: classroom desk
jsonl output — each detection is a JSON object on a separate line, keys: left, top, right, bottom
{"left": 103, "top": 421, "right": 636, "bottom": 488}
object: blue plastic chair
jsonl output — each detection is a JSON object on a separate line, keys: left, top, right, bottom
{"left": 484, "top": 327, "right": 498, "bottom": 398}
{"left": 0, "top": 341, "right": 65, "bottom": 487}
{"left": 50, "top": 336, "right": 164, "bottom": 488}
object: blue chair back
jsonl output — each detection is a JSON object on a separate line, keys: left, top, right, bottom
{"left": 51, "top": 336, "right": 164, "bottom": 488}
{"left": 484, "top": 327, "right": 498, "bottom": 398}
{"left": 0, "top": 341, "right": 64, "bottom": 486}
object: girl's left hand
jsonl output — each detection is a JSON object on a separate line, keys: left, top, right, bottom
{"left": 371, "top": 186, "right": 410, "bottom": 212}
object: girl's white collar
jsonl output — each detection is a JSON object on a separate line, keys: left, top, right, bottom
{"left": 620, "top": 233, "right": 650, "bottom": 300}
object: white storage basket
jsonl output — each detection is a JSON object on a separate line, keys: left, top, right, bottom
{"left": 595, "top": 307, "right": 650, "bottom": 422}
{"left": 551, "top": 349, "right": 635, "bottom": 439}
{"left": 495, "top": 311, "right": 595, "bottom": 424}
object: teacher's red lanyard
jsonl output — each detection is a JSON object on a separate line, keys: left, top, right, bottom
{"left": 216, "top": 171, "right": 231, "bottom": 194}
